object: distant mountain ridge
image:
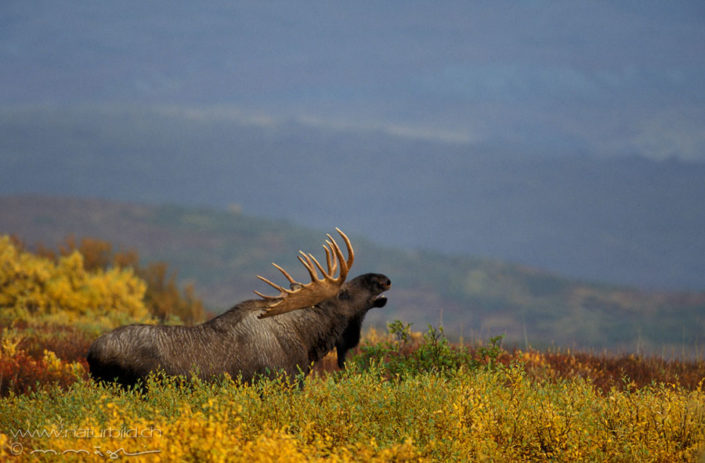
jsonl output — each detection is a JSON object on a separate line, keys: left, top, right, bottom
{"left": 1, "top": 195, "right": 703, "bottom": 356}
{"left": 1, "top": 105, "right": 704, "bottom": 291}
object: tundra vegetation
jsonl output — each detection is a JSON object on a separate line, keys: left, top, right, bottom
{"left": 1, "top": 235, "right": 705, "bottom": 461}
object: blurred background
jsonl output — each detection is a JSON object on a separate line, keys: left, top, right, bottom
{"left": 1, "top": 1, "right": 704, "bottom": 354}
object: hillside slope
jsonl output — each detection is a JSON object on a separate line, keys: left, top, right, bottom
{"left": 2, "top": 105, "right": 704, "bottom": 290}
{"left": 1, "top": 196, "right": 703, "bottom": 355}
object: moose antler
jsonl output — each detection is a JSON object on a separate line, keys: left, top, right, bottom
{"left": 255, "top": 228, "right": 355, "bottom": 318}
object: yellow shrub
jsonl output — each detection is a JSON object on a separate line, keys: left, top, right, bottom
{"left": 24, "top": 398, "right": 428, "bottom": 462}
{"left": 0, "top": 235, "right": 149, "bottom": 329}
{"left": 0, "top": 328, "right": 22, "bottom": 357}
{"left": 2, "top": 368, "right": 704, "bottom": 462}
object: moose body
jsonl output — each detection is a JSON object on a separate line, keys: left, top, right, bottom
{"left": 87, "top": 230, "right": 390, "bottom": 386}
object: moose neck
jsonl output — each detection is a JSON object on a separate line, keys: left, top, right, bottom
{"left": 287, "top": 304, "right": 352, "bottom": 364}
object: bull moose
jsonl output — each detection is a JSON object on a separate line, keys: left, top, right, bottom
{"left": 87, "top": 229, "right": 391, "bottom": 386}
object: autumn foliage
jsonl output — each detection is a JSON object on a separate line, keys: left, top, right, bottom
{"left": 1, "top": 348, "right": 704, "bottom": 461}
{"left": 0, "top": 235, "right": 149, "bottom": 329}
{"left": 1, "top": 236, "right": 705, "bottom": 461}
{"left": 5, "top": 234, "right": 206, "bottom": 326}
{"left": 60, "top": 235, "right": 206, "bottom": 324}
{"left": 0, "top": 234, "right": 207, "bottom": 396}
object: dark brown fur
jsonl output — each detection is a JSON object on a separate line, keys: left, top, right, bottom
{"left": 87, "top": 273, "right": 390, "bottom": 386}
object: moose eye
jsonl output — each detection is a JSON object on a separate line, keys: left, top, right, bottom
{"left": 338, "top": 289, "right": 351, "bottom": 300}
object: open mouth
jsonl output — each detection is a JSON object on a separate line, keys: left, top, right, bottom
{"left": 371, "top": 275, "right": 390, "bottom": 308}
{"left": 372, "top": 294, "right": 388, "bottom": 308}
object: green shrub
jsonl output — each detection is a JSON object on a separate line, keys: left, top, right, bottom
{"left": 350, "top": 320, "right": 504, "bottom": 378}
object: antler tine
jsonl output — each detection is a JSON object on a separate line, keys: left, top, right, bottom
{"left": 297, "top": 252, "right": 319, "bottom": 281}
{"left": 255, "top": 275, "right": 288, "bottom": 295}
{"left": 307, "top": 252, "right": 330, "bottom": 281}
{"left": 272, "top": 262, "right": 298, "bottom": 285}
{"left": 323, "top": 240, "right": 338, "bottom": 278}
{"left": 335, "top": 227, "right": 354, "bottom": 270}
{"left": 323, "top": 242, "right": 336, "bottom": 276}
{"left": 326, "top": 230, "right": 352, "bottom": 281}
{"left": 254, "top": 289, "right": 280, "bottom": 300}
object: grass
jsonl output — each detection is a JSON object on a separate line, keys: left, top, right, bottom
{"left": 1, "top": 322, "right": 705, "bottom": 461}
{"left": 1, "top": 364, "right": 704, "bottom": 461}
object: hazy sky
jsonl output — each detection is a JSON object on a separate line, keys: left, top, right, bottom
{"left": 2, "top": 0, "right": 705, "bottom": 160}
{"left": 2, "top": 2, "right": 705, "bottom": 291}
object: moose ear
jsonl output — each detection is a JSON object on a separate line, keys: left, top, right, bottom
{"left": 338, "top": 289, "right": 351, "bottom": 300}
